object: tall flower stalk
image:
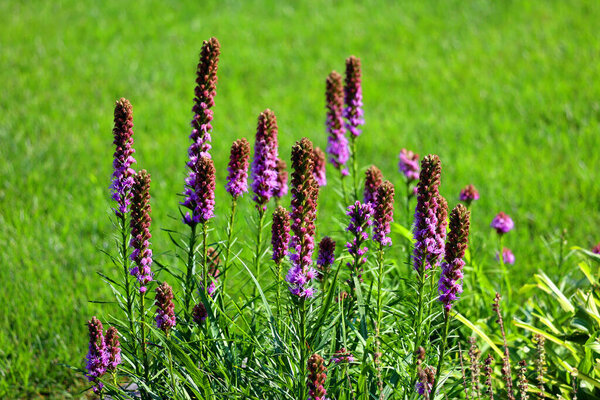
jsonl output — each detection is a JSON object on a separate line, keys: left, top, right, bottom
{"left": 343, "top": 56, "right": 364, "bottom": 200}
{"left": 325, "top": 70, "right": 350, "bottom": 202}
{"left": 250, "top": 109, "right": 279, "bottom": 298}
{"left": 285, "top": 138, "right": 319, "bottom": 399}
{"left": 271, "top": 205, "right": 290, "bottom": 323}
{"left": 345, "top": 201, "right": 373, "bottom": 293}
{"left": 430, "top": 204, "right": 470, "bottom": 398}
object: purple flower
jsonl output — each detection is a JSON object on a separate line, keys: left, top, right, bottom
{"left": 155, "top": 282, "right": 176, "bottom": 333}
{"left": 251, "top": 109, "right": 279, "bottom": 210}
{"left": 316, "top": 236, "right": 336, "bottom": 276}
{"left": 346, "top": 201, "right": 373, "bottom": 283}
{"left": 398, "top": 149, "right": 419, "bottom": 182}
{"left": 413, "top": 155, "right": 446, "bottom": 274}
{"left": 226, "top": 138, "right": 250, "bottom": 198}
{"left": 104, "top": 326, "right": 121, "bottom": 371}
{"left": 187, "top": 37, "right": 220, "bottom": 161}
{"left": 373, "top": 181, "right": 395, "bottom": 247}
{"left": 286, "top": 138, "right": 320, "bottom": 298}
{"left": 343, "top": 56, "right": 365, "bottom": 137}
{"left": 332, "top": 348, "right": 354, "bottom": 364}
{"left": 325, "top": 71, "right": 350, "bottom": 175}
{"left": 192, "top": 302, "right": 207, "bottom": 325}
{"left": 181, "top": 156, "right": 216, "bottom": 226}
{"left": 129, "top": 170, "right": 153, "bottom": 292}
{"left": 438, "top": 204, "right": 471, "bottom": 312}
{"left": 459, "top": 184, "right": 479, "bottom": 205}
{"left": 274, "top": 158, "right": 289, "bottom": 198}
{"left": 307, "top": 354, "right": 328, "bottom": 400}
{"left": 110, "top": 98, "right": 136, "bottom": 216}
{"left": 593, "top": 243, "right": 600, "bottom": 255}
{"left": 85, "top": 317, "right": 108, "bottom": 393}
{"left": 416, "top": 366, "right": 436, "bottom": 397}
{"left": 312, "top": 146, "right": 327, "bottom": 187}
{"left": 491, "top": 212, "right": 514, "bottom": 235}
{"left": 363, "top": 165, "right": 383, "bottom": 206}
{"left": 497, "top": 247, "right": 515, "bottom": 265}
{"left": 271, "top": 206, "right": 291, "bottom": 264}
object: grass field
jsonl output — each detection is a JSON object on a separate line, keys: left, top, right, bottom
{"left": 1, "top": 0, "right": 599, "bottom": 397}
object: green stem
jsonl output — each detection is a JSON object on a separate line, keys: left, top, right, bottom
{"left": 341, "top": 173, "right": 350, "bottom": 206}
{"left": 222, "top": 198, "right": 237, "bottom": 296}
{"left": 253, "top": 208, "right": 266, "bottom": 300}
{"left": 410, "top": 254, "right": 427, "bottom": 385}
{"left": 184, "top": 224, "right": 198, "bottom": 313}
{"left": 376, "top": 245, "right": 384, "bottom": 333}
{"left": 118, "top": 214, "right": 137, "bottom": 362}
{"left": 276, "top": 260, "right": 282, "bottom": 330}
{"left": 405, "top": 181, "right": 413, "bottom": 275}
{"left": 202, "top": 222, "right": 209, "bottom": 299}
{"left": 139, "top": 291, "right": 149, "bottom": 396}
{"left": 167, "top": 338, "right": 176, "bottom": 396}
{"left": 299, "top": 298, "right": 307, "bottom": 400}
{"left": 498, "top": 235, "right": 511, "bottom": 300}
{"left": 430, "top": 312, "right": 451, "bottom": 399}
{"left": 351, "top": 136, "right": 358, "bottom": 201}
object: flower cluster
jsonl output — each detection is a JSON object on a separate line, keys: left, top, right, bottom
{"left": 346, "top": 201, "right": 373, "bottom": 283}
{"left": 438, "top": 204, "right": 471, "bottom": 312}
{"left": 251, "top": 109, "right": 279, "bottom": 210}
{"left": 192, "top": 302, "right": 207, "bottom": 325}
{"left": 325, "top": 71, "right": 349, "bottom": 175}
{"left": 413, "top": 155, "right": 446, "bottom": 273}
{"left": 275, "top": 158, "right": 289, "bottom": 199}
{"left": 491, "top": 212, "right": 514, "bottom": 235}
{"left": 497, "top": 247, "right": 515, "bottom": 265}
{"left": 316, "top": 236, "right": 336, "bottom": 276}
{"left": 110, "top": 98, "right": 137, "bottom": 216}
{"left": 343, "top": 56, "right": 364, "bottom": 137}
{"left": 226, "top": 138, "right": 250, "bottom": 198}
{"left": 181, "top": 156, "right": 216, "bottom": 226}
{"left": 331, "top": 348, "right": 354, "bottom": 364}
{"left": 155, "top": 282, "right": 176, "bottom": 334}
{"left": 129, "top": 170, "right": 153, "bottom": 292}
{"left": 398, "top": 149, "right": 419, "bottom": 182}
{"left": 85, "top": 318, "right": 122, "bottom": 393}
{"left": 459, "top": 184, "right": 479, "bottom": 205}
{"left": 363, "top": 165, "right": 383, "bottom": 206}
{"left": 312, "top": 146, "right": 327, "bottom": 187}
{"left": 271, "top": 206, "right": 291, "bottom": 264}
{"left": 373, "top": 181, "right": 395, "bottom": 246}
{"left": 307, "top": 354, "right": 327, "bottom": 400}
{"left": 188, "top": 37, "right": 220, "bottom": 161}
{"left": 286, "top": 138, "right": 319, "bottom": 298}
{"left": 202, "top": 247, "right": 221, "bottom": 297}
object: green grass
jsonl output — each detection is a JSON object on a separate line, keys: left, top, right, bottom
{"left": 1, "top": 0, "right": 598, "bottom": 396}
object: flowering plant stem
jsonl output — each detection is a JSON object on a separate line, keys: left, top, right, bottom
{"left": 298, "top": 298, "right": 307, "bottom": 400}
{"left": 351, "top": 136, "right": 359, "bottom": 201}
{"left": 498, "top": 235, "right": 512, "bottom": 301}
{"left": 253, "top": 208, "right": 266, "bottom": 301}
{"left": 411, "top": 256, "right": 427, "bottom": 384}
{"left": 430, "top": 311, "right": 451, "bottom": 399}
{"left": 202, "top": 222, "right": 209, "bottom": 300}
{"left": 118, "top": 214, "right": 137, "bottom": 360}
{"left": 220, "top": 198, "right": 237, "bottom": 315}
{"left": 184, "top": 224, "right": 198, "bottom": 313}
{"left": 139, "top": 291, "right": 150, "bottom": 397}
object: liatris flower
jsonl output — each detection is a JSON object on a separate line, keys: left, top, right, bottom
{"left": 192, "top": 302, "right": 207, "bottom": 325}
{"left": 271, "top": 206, "right": 290, "bottom": 264}
{"left": 436, "top": 194, "right": 449, "bottom": 245}
{"left": 491, "top": 212, "right": 514, "bottom": 235}
{"left": 316, "top": 236, "right": 336, "bottom": 275}
{"left": 331, "top": 348, "right": 354, "bottom": 363}
{"left": 312, "top": 146, "right": 327, "bottom": 186}
{"left": 438, "top": 204, "right": 470, "bottom": 312}
{"left": 307, "top": 354, "right": 327, "bottom": 400}
{"left": 363, "top": 165, "right": 383, "bottom": 205}
{"left": 468, "top": 337, "right": 481, "bottom": 398}
{"left": 497, "top": 247, "right": 515, "bottom": 265}
{"left": 346, "top": 201, "right": 373, "bottom": 282}
{"left": 413, "top": 155, "right": 444, "bottom": 273}
{"left": 398, "top": 149, "right": 419, "bottom": 182}
{"left": 110, "top": 98, "right": 136, "bottom": 216}
{"left": 104, "top": 326, "right": 121, "bottom": 371}
{"left": 203, "top": 247, "right": 221, "bottom": 297}
{"left": 188, "top": 37, "right": 220, "bottom": 161}
{"left": 274, "top": 158, "right": 289, "bottom": 198}
{"left": 459, "top": 184, "right": 479, "bottom": 206}
{"left": 517, "top": 360, "right": 529, "bottom": 400}
{"left": 592, "top": 242, "right": 600, "bottom": 255}
{"left": 85, "top": 317, "right": 108, "bottom": 393}
{"left": 129, "top": 170, "right": 153, "bottom": 292}
{"left": 343, "top": 56, "right": 364, "bottom": 137}
{"left": 493, "top": 293, "right": 516, "bottom": 400}
{"left": 373, "top": 181, "right": 395, "bottom": 246}
{"left": 251, "top": 109, "right": 279, "bottom": 209}
{"left": 534, "top": 334, "right": 546, "bottom": 398}
{"left": 483, "top": 355, "right": 495, "bottom": 400}
{"left": 417, "top": 366, "right": 436, "bottom": 398}
{"left": 286, "top": 138, "right": 319, "bottom": 298}
{"left": 181, "top": 156, "right": 216, "bottom": 226}
{"left": 226, "top": 138, "right": 250, "bottom": 198}
{"left": 155, "top": 281, "right": 176, "bottom": 334}
{"left": 325, "top": 71, "right": 349, "bottom": 175}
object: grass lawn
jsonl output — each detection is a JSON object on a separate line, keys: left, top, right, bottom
{"left": 1, "top": 0, "right": 599, "bottom": 397}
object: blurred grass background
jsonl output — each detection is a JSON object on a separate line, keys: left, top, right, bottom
{"left": 0, "top": 0, "right": 599, "bottom": 397}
